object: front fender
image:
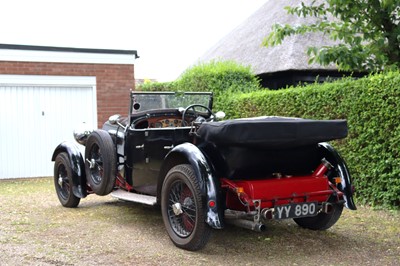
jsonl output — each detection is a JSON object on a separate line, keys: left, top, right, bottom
{"left": 159, "top": 142, "right": 223, "bottom": 229}
{"left": 52, "top": 141, "right": 87, "bottom": 198}
{"left": 319, "top": 142, "right": 356, "bottom": 210}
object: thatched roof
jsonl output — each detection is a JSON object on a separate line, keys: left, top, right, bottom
{"left": 200, "top": 0, "right": 337, "bottom": 74}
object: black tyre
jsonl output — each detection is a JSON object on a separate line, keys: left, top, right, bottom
{"left": 54, "top": 152, "right": 81, "bottom": 208}
{"left": 161, "top": 164, "right": 211, "bottom": 251}
{"left": 85, "top": 130, "right": 116, "bottom": 196}
{"left": 293, "top": 203, "right": 344, "bottom": 230}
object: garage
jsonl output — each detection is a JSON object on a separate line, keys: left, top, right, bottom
{"left": 0, "top": 44, "right": 138, "bottom": 179}
{"left": 0, "top": 75, "right": 96, "bottom": 178}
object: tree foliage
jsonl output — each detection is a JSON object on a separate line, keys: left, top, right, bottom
{"left": 263, "top": 0, "right": 400, "bottom": 72}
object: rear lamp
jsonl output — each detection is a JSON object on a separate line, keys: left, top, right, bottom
{"left": 236, "top": 187, "right": 244, "bottom": 193}
{"left": 208, "top": 200, "right": 216, "bottom": 208}
{"left": 334, "top": 177, "right": 342, "bottom": 185}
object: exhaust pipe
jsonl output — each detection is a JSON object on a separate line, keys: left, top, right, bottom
{"left": 225, "top": 219, "right": 266, "bottom": 232}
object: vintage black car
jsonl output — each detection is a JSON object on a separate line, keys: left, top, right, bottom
{"left": 52, "top": 91, "right": 356, "bottom": 251}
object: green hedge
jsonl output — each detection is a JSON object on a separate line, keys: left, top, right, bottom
{"left": 176, "top": 60, "right": 260, "bottom": 93}
{"left": 224, "top": 72, "right": 400, "bottom": 208}
{"left": 138, "top": 81, "right": 176, "bottom": 92}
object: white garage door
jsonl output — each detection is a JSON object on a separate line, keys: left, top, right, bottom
{"left": 0, "top": 75, "right": 97, "bottom": 179}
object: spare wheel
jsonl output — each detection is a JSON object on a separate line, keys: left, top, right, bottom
{"left": 84, "top": 129, "right": 117, "bottom": 195}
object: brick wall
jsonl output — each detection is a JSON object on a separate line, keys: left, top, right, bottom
{"left": 0, "top": 61, "right": 135, "bottom": 127}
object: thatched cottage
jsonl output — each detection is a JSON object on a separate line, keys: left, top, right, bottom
{"left": 200, "top": 0, "right": 364, "bottom": 89}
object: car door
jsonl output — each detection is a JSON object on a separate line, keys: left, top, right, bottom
{"left": 125, "top": 128, "right": 174, "bottom": 195}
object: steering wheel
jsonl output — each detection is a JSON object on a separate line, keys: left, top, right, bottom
{"left": 181, "top": 104, "right": 215, "bottom": 126}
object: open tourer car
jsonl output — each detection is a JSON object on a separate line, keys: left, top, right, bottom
{"left": 52, "top": 91, "right": 356, "bottom": 251}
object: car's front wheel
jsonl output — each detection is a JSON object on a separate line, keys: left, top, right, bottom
{"left": 54, "top": 152, "right": 80, "bottom": 208}
{"left": 84, "top": 130, "right": 116, "bottom": 196}
{"left": 161, "top": 164, "right": 211, "bottom": 251}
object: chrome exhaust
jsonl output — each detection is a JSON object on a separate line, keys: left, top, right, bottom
{"left": 225, "top": 218, "right": 266, "bottom": 232}
{"left": 224, "top": 209, "right": 257, "bottom": 219}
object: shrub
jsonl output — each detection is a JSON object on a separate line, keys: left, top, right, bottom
{"left": 177, "top": 61, "right": 261, "bottom": 111}
{"left": 176, "top": 60, "right": 260, "bottom": 93}
{"left": 138, "top": 81, "right": 177, "bottom": 92}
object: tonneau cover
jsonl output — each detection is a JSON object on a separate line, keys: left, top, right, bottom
{"left": 197, "top": 116, "right": 347, "bottom": 148}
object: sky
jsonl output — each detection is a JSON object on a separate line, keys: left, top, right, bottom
{"left": 0, "top": 0, "right": 266, "bottom": 81}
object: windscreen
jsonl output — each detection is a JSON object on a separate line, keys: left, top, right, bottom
{"left": 131, "top": 92, "right": 213, "bottom": 113}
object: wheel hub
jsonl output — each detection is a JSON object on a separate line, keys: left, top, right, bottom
{"left": 58, "top": 175, "right": 63, "bottom": 187}
{"left": 183, "top": 197, "right": 193, "bottom": 206}
{"left": 86, "top": 158, "right": 96, "bottom": 169}
{"left": 172, "top": 202, "right": 183, "bottom": 216}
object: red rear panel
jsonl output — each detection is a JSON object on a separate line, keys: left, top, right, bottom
{"left": 224, "top": 175, "right": 331, "bottom": 210}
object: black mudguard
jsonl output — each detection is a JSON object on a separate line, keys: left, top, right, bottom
{"left": 159, "top": 142, "right": 223, "bottom": 229}
{"left": 52, "top": 141, "right": 87, "bottom": 198}
{"left": 319, "top": 142, "right": 357, "bottom": 210}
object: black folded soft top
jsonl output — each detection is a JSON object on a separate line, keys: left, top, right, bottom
{"left": 197, "top": 116, "right": 348, "bottom": 149}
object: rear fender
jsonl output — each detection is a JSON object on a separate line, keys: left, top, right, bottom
{"left": 319, "top": 142, "right": 356, "bottom": 210}
{"left": 159, "top": 142, "right": 223, "bottom": 229}
{"left": 52, "top": 141, "right": 87, "bottom": 198}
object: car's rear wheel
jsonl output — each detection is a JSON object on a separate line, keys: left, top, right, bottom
{"left": 293, "top": 203, "right": 344, "bottom": 230}
{"left": 54, "top": 152, "right": 80, "bottom": 208}
{"left": 85, "top": 130, "right": 116, "bottom": 196}
{"left": 161, "top": 164, "right": 211, "bottom": 251}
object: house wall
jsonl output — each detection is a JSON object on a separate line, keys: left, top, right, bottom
{"left": 0, "top": 61, "right": 135, "bottom": 127}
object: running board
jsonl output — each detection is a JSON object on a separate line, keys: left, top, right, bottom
{"left": 111, "top": 189, "right": 157, "bottom": 206}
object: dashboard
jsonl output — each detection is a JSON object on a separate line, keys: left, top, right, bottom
{"left": 133, "top": 116, "right": 186, "bottom": 129}
{"left": 150, "top": 118, "right": 184, "bottom": 128}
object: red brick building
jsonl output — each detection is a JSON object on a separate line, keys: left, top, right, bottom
{"left": 0, "top": 44, "right": 138, "bottom": 178}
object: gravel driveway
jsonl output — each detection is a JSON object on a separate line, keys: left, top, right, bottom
{"left": 0, "top": 178, "right": 399, "bottom": 266}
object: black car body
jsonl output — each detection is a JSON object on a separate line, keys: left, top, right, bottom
{"left": 52, "top": 91, "right": 356, "bottom": 250}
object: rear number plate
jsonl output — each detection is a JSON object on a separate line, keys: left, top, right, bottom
{"left": 274, "top": 202, "right": 318, "bottom": 220}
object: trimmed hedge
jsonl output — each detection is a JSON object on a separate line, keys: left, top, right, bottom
{"left": 223, "top": 72, "right": 400, "bottom": 208}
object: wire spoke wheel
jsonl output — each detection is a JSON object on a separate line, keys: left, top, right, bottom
{"left": 87, "top": 144, "right": 104, "bottom": 185}
{"left": 167, "top": 180, "right": 196, "bottom": 237}
{"left": 84, "top": 130, "right": 117, "bottom": 196}
{"left": 161, "top": 164, "right": 211, "bottom": 251}
{"left": 57, "top": 164, "right": 70, "bottom": 200}
{"left": 54, "top": 152, "right": 80, "bottom": 208}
